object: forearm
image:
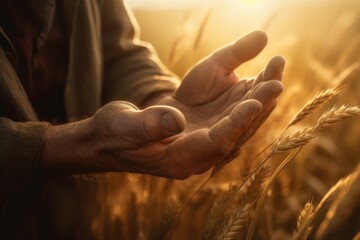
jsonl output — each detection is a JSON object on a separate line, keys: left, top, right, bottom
{"left": 41, "top": 118, "right": 98, "bottom": 175}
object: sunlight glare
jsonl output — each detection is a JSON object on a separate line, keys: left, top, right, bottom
{"left": 238, "top": 0, "right": 264, "bottom": 4}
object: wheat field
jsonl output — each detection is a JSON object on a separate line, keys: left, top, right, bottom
{"left": 49, "top": 0, "right": 360, "bottom": 239}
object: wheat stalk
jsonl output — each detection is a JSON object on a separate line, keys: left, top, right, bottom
{"left": 293, "top": 170, "right": 356, "bottom": 240}
{"left": 205, "top": 106, "right": 360, "bottom": 240}
{"left": 201, "top": 163, "right": 270, "bottom": 240}
{"left": 286, "top": 61, "right": 360, "bottom": 129}
{"left": 271, "top": 105, "right": 360, "bottom": 157}
{"left": 193, "top": 7, "right": 213, "bottom": 50}
{"left": 315, "top": 105, "right": 360, "bottom": 129}
{"left": 214, "top": 204, "right": 250, "bottom": 240}
{"left": 239, "top": 165, "right": 270, "bottom": 203}
{"left": 281, "top": 63, "right": 359, "bottom": 145}
{"left": 314, "top": 164, "right": 360, "bottom": 239}
{"left": 332, "top": 62, "right": 360, "bottom": 90}
{"left": 201, "top": 185, "right": 238, "bottom": 240}
{"left": 287, "top": 88, "right": 339, "bottom": 127}
{"left": 270, "top": 128, "right": 315, "bottom": 157}
{"left": 149, "top": 198, "right": 179, "bottom": 240}
{"left": 249, "top": 62, "right": 358, "bottom": 163}
{"left": 246, "top": 105, "right": 360, "bottom": 240}
{"left": 168, "top": 7, "right": 213, "bottom": 66}
{"left": 246, "top": 148, "right": 302, "bottom": 240}
{"left": 293, "top": 202, "right": 314, "bottom": 240}
{"left": 334, "top": 36, "right": 360, "bottom": 71}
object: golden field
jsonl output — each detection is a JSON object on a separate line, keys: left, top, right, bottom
{"left": 51, "top": 1, "right": 360, "bottom": 239}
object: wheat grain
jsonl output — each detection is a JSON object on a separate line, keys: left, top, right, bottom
{"left": 239, "top": 165, "right": 270, "bottom": 203}
{"left": 293, "top": 202, "right": 314, "bottom": 240}
{"left": 287, "top": 89, "right": 339, "bottom": 127}
{"left": 293, "top": 172, "right": 354, "bottom": 240}
{"left": 270, "top": 128, "right": 315, "bottom": 157}
{"left": 246, "top": 148, "right": 302, "bottom": 240}
{"left": 271, "top": 105, "right": 360, "bottom": 157}
{"left": 314, "top": 164, "right": 360, "bottom": 239}
{"left": 201, "top": 185, "right": 238, "bottom": 240}
{"left": 315, "top": 105, "right": 360, "bottom": 130}
{"left": 215, "top": 204, "right": 250, "bottom": 240}
{"left": 150, "top": 198, "right": 179, "bottom": 240}
{"left": 286, "top": 62, "right": 359, "bottom": 129}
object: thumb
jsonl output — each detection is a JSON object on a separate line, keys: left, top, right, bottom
{"left": 133, "top": 105, "right": 186, "bottom": 143}
{"left": 93, "top": 101, "right": 186, "bottom": 148}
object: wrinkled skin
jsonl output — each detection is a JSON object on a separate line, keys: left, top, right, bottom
{"left": 92, "top": 31, "right": 285, "bottom": 179}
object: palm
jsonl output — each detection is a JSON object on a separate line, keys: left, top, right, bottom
{"left": 99, "top": 31, "right": 285, "bottom": 179}
{"left": 151, "top": 31, "right": 285, "bottom": 178}
{"left": 159, "top": 76, "right": 252, "bottom": 132}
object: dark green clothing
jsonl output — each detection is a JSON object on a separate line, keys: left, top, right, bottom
{"left": 0, "top": 0, "right": 178, "bottom": 237}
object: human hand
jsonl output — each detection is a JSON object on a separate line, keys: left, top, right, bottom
{"left": 89, "top": 31, "right": 284, "bottom": 179}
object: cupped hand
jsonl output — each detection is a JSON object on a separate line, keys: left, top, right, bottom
{"left": 92, "top": 31, "right": 285, "bottom": 179}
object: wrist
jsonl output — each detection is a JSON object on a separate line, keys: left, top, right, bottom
{"left": 41, "top": 118, "right": 97, "bottom": 175}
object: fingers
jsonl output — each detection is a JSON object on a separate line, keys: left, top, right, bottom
{"left": 254, "top": 56, "right": 285, "bottom": 85}
{"left": 254, "top": 70, "right": 264, "bottom": 86}
{"left": 161, "top": 100, "right": 262, "bottom": 178}
{"left": 233, "top": 80, "right": 283, "bottom": 147}
{"left": 247, "top": 80, "right": 283, "bottom": 105}
{"left": 221, "top": 79, "right": 283, "bottom": 119}
{"left": 210, "top": 31, "right": 268, "bottom": 73}
{"left": 209, "top": 100, "right": 263, "bottom": 154}
{"left": 216, "top": 55, "right": 285, "bottom": 108}
{"left": 221, "top": 80, "right": 283, "bottom": 149}
{"left": 225, "top": 78, "right": 255, "bottom": 106}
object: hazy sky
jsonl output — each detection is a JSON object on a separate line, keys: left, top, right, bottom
{"left": 126, "top": 0, "right": 270, "bottom": 9}
{"left": 126, "top": 0, "right": 196, "bottom": 9}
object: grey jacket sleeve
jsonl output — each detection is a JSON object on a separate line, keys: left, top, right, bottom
{"left": 100, "top": 0, "right": 180, "bottom": 107}
{"left": 0, "top": 117, "right": 49, "bottom": 234}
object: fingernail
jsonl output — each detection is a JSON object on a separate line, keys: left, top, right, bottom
{"left": 161, "top": 113, "right": 181, "bottom": 133}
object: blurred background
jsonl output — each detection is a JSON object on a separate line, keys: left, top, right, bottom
{"left": 46, "top": 0, "right": 360, "bottom": 239}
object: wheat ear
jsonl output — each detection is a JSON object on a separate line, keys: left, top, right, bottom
{"left": 293, "top": 170, "right": 356, "bottom": 240}
{"left": 246, "top": 148, "right": 302, "bottom": 240}
{"left": 288, "top": 62, "right": 360, "bottom": 127}
{"left": 247, "top": 105, "right": 360, "bottom": 240}
{"left": 287, "top": 89, "right": 339, "bottom": 127}
{"left": 293, "top": 202, "right": 315, "bottom": 240}
{"left": 314, "top": 164, "right": 360, "bottom": 239}
{"left": 271, "top": 105, "right": 360, "bottom": 156}
{"left": 214, "top": 204, "right": 251, "bottom": 240}
{"left": 201, "top": 185, "right": 238, "bottom": 240}
{"left": 150, "top": 198, "right": 179, "bottom": 240}
{"left": 201, "top": 164, "right": 270, "bottom": 240}
{"left": 239, "top": 165, "right": 271, "bottom": 203}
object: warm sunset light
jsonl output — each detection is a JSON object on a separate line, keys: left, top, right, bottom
{"left": 112, "top": 1, "right": 360, "bottom": 239}
{"left": 6, "top": 0, "right": 357, "bottom": 239}
{"left": 127, "top": 0, "right": 268, "bottom": 9}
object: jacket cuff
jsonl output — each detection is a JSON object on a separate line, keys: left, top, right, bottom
{"left": 0, "top": 118, "right": 50, "bottom": 232}
{"left": 0, "top": 118, "right": 50, "bottom": 184}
